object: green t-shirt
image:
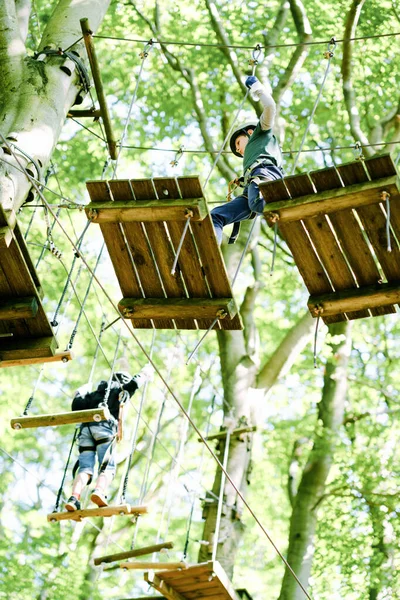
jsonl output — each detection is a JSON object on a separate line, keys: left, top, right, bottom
{"left": 242, "top": 122, "right": 283, "bottom": 174}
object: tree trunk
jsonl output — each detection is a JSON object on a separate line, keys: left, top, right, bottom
{"left": 0, "top": 0, "right": 111, "bottom": 214}
{"left": 199, "top": 234, "right": 314, "bottom": 576}
{"left": 278, "top": 321, "right": 352, "bottom": 600}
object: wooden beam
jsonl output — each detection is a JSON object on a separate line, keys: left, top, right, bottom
{"left": 262, "top": 175, "right": 400, "bottom": 224}
{"left": 0, "top": 350, "right": 73, "bottom": 368}
{"left": 94, "top": 542, "right": 174, "bottom": 565}
{"left": 211, "top": 561, "right": 242, "bottom": 600}
{"left": 145, "top": 572, "right": 187, "bottom": 600}
{"left": 121, "top": 562, "right": 188, "bottom": 571}
{"left": 0, "top": 297, "right": 38, "bottom": 320}
{"left": 199, "top": 426, "right": 257, "bottom": 442}
{"left": 0, "top": 226, "right": 13, "bottom": 248}
{"left": 308, "top": 281, "right": 400, "bottom": 318}
{"left": 85, "top": 198, "right": 208, "bottom": 223}
{"left": 118, "top": 297, "right": 237, "bottom": 320}
{"left": 67, "top": 109, "right": 102, "bottom": 118}
{"left": 10, "top": 406, "right": 111, "bottom": 430}
{"left": 80, "top": 19, "right": 117, "bottom": 159}
{"left": 48, "top": 504, "right": 148, "bottom": 522}
{"left": 0, "top": 336, "right": 57, "bottom": 361}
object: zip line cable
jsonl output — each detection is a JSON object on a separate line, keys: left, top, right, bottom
{"left": 93, "top": 30, "right": 400, "bottom": 50}
{"left": 2, "top": 142, "right": 312, "bottom": 600}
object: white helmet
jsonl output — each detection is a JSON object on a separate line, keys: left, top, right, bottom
{"left": 229, "top": 122, "right": 257, "bottom": 157}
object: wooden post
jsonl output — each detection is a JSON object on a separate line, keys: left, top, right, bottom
{"left": 47, "top": 504, "right": 148, "bottom": 522}
{"left": 0, "top": 350, "right": 73, "bottom": 368}
{"left": 80, "top": 18, "right": 117, "bottom": 159}
{"left": 118, "top": 297, "right": 237, "bottom": 320}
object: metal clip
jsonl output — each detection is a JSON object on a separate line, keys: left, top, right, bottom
{"left": 139, "top": 38, "right": 154, "bottom": 59}
{"left": 323, "top": 36, "right": 336, "bottom": 59}
{"left": 354, "top": 141, "right": 364, "bottom": 161}
{"left": 249, "top": 43, "right": 262, "bottom": 66}
{"left": 170, "top": 145, "right": 184, "bottom": 167}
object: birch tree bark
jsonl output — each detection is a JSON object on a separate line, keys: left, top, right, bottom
{"left": 0, "top": 0, "right": 112, "bottom": 215}
{"left": 278, "top": 321, "right": 352, "bottom": 600}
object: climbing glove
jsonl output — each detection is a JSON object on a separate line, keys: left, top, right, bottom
{"left": 245, "top": 75, "right": 258, "bottom": 88}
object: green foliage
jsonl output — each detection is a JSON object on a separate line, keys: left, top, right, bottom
{"left": 1, "top": 0, "right": 400, "bottom": 599}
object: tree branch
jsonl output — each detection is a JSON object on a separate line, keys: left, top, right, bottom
{"left": 131, "top": 0, "right": 235, "bottom": 182}
{"left": 273, "top": 0, "right": 312, "bottom": 105}
{"left": 341, "top": 0, "right": 373, "bottom": 155}
{"left": 204, "top": 0, "right": 259, "bottom": 114}
{"left": 256, "top": 311, "right": 314, "bottom": 391}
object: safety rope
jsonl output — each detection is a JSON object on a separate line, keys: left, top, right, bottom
{"left": 212, "top": 428, "right": 232, "bottom": 561}
{"left": 182, "top": 393, "right": 216, "bottom": 559}
{"left": 22, "top": 364, "right": 45, "bottom": 415}
{"left": 93, "top": 30, "right": 400, "bottom": 50}
{"left": 66, "top": 242, "right": 105, "bottom": 350}
{"left": 203, "top": 44, "right": 261, "bottom": 190}
{"left": 54, "top": 427, "right": 79, "bottom": 512}
{"left": 50, "top": 220, "right": 91, "bottom": 327}
{"left": 112, "top": 39, "right": 154, "bottom": 178}
{"left": 87, "top": 316, "right": 107, "bottom": 390}
{"left": 120, "top": 330, "right": 156, "bottom": 504}
{"left": 3, "top": 137, "right": 313, "bottom": 600}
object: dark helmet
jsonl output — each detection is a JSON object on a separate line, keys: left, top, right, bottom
{"left": 112, "top": 371, "right": 131, "bottom": 385}
{"left": 229, "top": 122, "right": 257, "bottom": 157}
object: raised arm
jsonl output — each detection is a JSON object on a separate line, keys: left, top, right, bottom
{"left": 245, "top": 76, "right": 276, "bottom": 131}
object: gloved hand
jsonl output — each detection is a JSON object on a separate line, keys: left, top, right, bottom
{"left": 139, "top": 363, "right": 155, "bottom": 384}
{"left": 245, "top": 75, "right": 258, "bottom": 89}
{"left": 75, "top": 383, "right": 90, "bottom": 397}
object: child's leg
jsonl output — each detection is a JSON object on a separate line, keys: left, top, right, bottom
{"left": 91, "top": 422, "right": 117, "bottom": 506}
{"left": 211, "top": 193, "right": 252, "bottom": 244}
{"left": 65, "top": 426, "right": 95, "bottom": 511}
{"left": 247, "top": 165, "right": 283, "bottom": 214}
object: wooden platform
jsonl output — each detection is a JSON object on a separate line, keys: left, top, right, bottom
{"left": 0, "top": 214, "right": 65, "bottom": 365}
{"left": 144, "top": 560, "right": 241, "bottom": 600}
{"left": 47, "top": 504, "right": 148, "bottom": 522}
{"left": 85, "top": 177, "right": 242, "bottom": 330}
{"left": 260, "top": 154, "right": 400, "bottom": 323}
{"left": 11, "top": 406, "right": 110, "bottom": 430}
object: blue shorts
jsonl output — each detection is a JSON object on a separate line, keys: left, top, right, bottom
{"left": 77, "top": 420, "right": 117, "bottom": 478}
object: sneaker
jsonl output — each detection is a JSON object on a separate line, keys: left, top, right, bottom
{"left": 65, "top": 496, "right": 81, "bottom": 512}
{"left": 91, "top": 489, "right": 108, "bottom": 507}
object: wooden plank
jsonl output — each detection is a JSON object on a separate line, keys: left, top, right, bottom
{"left": 10, "top": 406, "right": 110, "bottom": 430}
{"left": 259, "top": 178, "right": 290, "bottom": 203}
{"left": 94, "top": 542, "right": 174, "bottom": 566}
{"left": 108, "top": 179, "right": 135, "bottom": 202}
{"left": 0, "top": 350, "right": 73, "bottom": 368}
{"left": 85, "top": 198, "right": 208, "bottom": 223}
{"left": 153, "top": 178, "right": 182, "bottom": 200}
{"left": 121, "top": 562, "right": 187, "bottom": 571}
{"left": 364, "top": 154, "right": 397, "bottom": 180}
{"left": 86, "top": 180, "right": 113, "bottom": 202}
{"left": 13, "top": 223, "right": 42, "bottom": 294}
{"left": 0, "top": 336, "right": 57, "bottom": 360}
{"left": 47, "top": 504, "right": 148, "bottom": 522}
{"left": 190, "top": 216, "right": 242, "bottom": 330}
{"left": 0, "top": 297, "right": 38, "bottom": 320}
{"left": 308, "top": 281, "right": 400, "bottom": 317}
{"left": 145, "top": 572, "right": 187, "bottom": 600}
{"left": 262, "top": 175, "right": 400, "bottom": 224}
{"left": 99, "top": 222, "right": 151, "bottom": 329}
{"left": 201, "top": 425, "right": 257, "bottom": 442}
{"left": 356, "top": 202, "right": 400, "bottom": 282}
{"left": 304, "top": 216, "right": 368, "bottom": 319}
{"left": 118, "top": 298, "right": 237, "bottom": 321}
{"left": 122, "top": 222, "right": 175, "bottom": 329}
{"left": 306, "top": 168, "right": 368, "bottom": 321}
{"left": 177, "top": 177, "right": 204, "bottom": 199}
{"left": 0, "top": 237, "right": 55, "bottom": 338}
{"left": 155, "top": 176, "right": 215, "bottom": 329}
{"left": 129, "top": 178, "right": 190, "bottom": 330}
{"left": 335, "top": 162, "right": 395, "bottom": 317}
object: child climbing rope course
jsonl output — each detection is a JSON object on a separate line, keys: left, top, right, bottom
{"left": 64, "top": 364, "right": 154, "bottom": 511}
{"left": 211, "top": 76, "right": 284, "bottom": 244}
